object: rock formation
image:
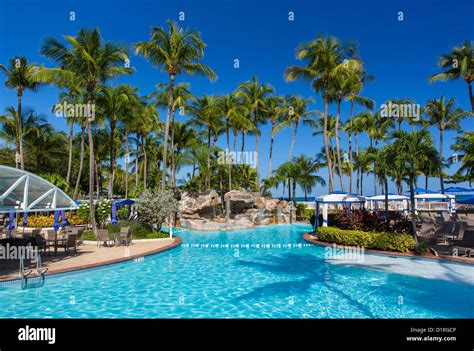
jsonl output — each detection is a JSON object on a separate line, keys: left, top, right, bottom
{"left": 178, "top": 188, "right": 295, "bottom": 231}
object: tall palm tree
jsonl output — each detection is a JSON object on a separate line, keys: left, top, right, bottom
{"left": 48, "top": 28, "right": 132, "bottom": 233}
{"left": 134, "top": 20, "right": 216, "bottom": 189}
{"left": 344, "top": 69, "right": 375, "bottom": 193}
{"left": 285, "top": 35, "right": 358, "bottom": 192}
{"left": 0, "top": 57, "right": 42, "bottom": 169}
{"left": 217, "top": 93, "right": 242, "bottom": 191}
{"left": 236, "top": 76, "right": 274, "bottom": 190}
{"left": 429, "top": 41, "right": 474, "bottom": 111}
{"left": 390, "top": 129, "right": 439, "bottom": 249}
{"left": 424, "top": 96, "right": 470, "bottom": 193}
{"left": 189, "top": 95, "right": 223, "bottom": 190}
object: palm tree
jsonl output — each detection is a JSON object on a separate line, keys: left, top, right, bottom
{"left": 344, "top": 69, "right": 375, "bottom": 193}
{"left": 280, "top": 95, "right": 317, "bottom": 161}
{"left": 0, "top": 57, "right": 42, "bottom": 169}
{"left": 285, "top": 35, "right": 358, "bottom": 192}
{"left": 429, "top": 41, "right": 474, "bottom": 111}
{"left": 97, "top": 85, "right": 139, "bottom": 198}
{"left": 450, "top": 131, "right": 474, "bottom": 186}
{"left": 390, "top": 129, "right": 439, "bottom": 249}
{"left": 293, "top": 155, "right": 326, "bottom": 201}
{"left": 134, "top": 20, "right": 216, "bottom": 189}
{"left": 51, "top": 28, "right": 132, "bottom": 233}
{"left": 264, "top": 96, "right": 285, "bottom": 179}
{"left": 189, "top": 95, "right": 222, "bottom": 190}
{"left": 218, "top": 92, "right": 244, "bottom": 191}
{"left": 424, "top": 96, "right": 470, "bottom": 193}
{"left": 237, "top": 76, "right": 275, "bottom": 190}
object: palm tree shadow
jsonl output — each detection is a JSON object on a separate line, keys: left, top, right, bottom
{"left": 232, "top": 253, "right": 378, "bottom": 318}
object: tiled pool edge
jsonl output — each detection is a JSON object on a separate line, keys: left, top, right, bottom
{"left": 0, "top": 236, "right": 182, "bottom": 286}
{"left": 303, "top": 233, "right": 474, "bottom": 266}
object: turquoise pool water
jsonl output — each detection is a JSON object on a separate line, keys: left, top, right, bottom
{"left": 0, "top": 224, "right": 473, "bottom": 318}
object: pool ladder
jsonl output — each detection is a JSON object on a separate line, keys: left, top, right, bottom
{"left": 19, "top": 253, "right": 48, "bottom": 290}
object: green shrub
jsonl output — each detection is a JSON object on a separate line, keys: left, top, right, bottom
{"left": 119, "top": 220, "right": 169, "bottom": 239}
{"left": 83, "top": 230, "right": 95, "bottom": 241}
{"left": 316, "top": 226, "right": 416, "bottom": 253}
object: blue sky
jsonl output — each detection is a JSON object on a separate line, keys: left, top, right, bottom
{"left": 0, "top": 0, "right": 473, "bottom": 196}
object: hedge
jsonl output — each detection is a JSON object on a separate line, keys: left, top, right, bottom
{"left": 316, "top": 226, "right": 416, "bottom": 253}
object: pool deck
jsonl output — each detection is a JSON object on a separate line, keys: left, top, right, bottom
{"left": 303, "top": 233, "right": 474, "bottom": 265}
{"left": 0, "top": 237, "right": 181, "bottom": 282}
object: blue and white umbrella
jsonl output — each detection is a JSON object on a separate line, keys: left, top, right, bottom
{"left": 22, "top": 212, "right": 28, "bottom": 226}
{"left": 111, "top": 200, "right": 118, "bottom": 225}
{"left": 61, "top": 209, "right": 67, "bottom": 228}
{"left": 53, "top": 210, "right": 60, "bottom": 232}
{"left": 8, "top": 212, "right": 15, "bottom": 231}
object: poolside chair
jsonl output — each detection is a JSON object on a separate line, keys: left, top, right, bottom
{"left": 35, "top": 234, "right": 51, "bottom": 255}
{"left": 117, "top": 227, "right": 132, "bottom": 246}
{"left": 57, "top": 234, "right": 78, "bottom": 254}
{"left": 97, "top": 229, "right": 114, "bottom": 247}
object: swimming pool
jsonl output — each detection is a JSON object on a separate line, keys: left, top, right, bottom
{"left": 0, "top": 224, "right": 473, "bottom": 318}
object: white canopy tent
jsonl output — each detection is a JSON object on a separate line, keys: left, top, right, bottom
{"left": 313, "top": 192, "right": 366, "bottom": 230}
{"left": 0, "top": 165, "right": 78, "bottom": 214}
{"left": 414, "top": 193, "right": 456, "bottom": 214}
{"left": 366, "top": 194, "right": 409, "bottom": 215}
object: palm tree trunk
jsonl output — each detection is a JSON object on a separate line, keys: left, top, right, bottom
{"left": 348, "top": 100, "right": 354, "bottom": 194}
{"left": 287, "top": 121, "right": 298, "bottom": 161}
{"left": 125, "top": 128, "right": 129, "bottom": 198}
{"left": 439, "top": 129, "right": 444, "bottom": 194}
{"left": 95, "top": 159, "right": 100, "bottom": 198}
{"left": 17, "top": 90, "right": 25, "bottom": 169}
{"left": 384, "top": 178, "right": 389, "bottom": 228}
{"left": 170, "top": 109, "right": 176, "bottom": 188}
{"left": 161, "top": 74, "right": 175, "bottom": 189}
{"left": 360, "top": 173, "right": 364, "bottom": 196}
{"left": 335, "top": 98, "right": 344, "bottom": 191}
{"left": 267, "top": 124, "right": 275, "bottom": 179}
{"left": 66, "top": 122, "right": 74, "bottom": 185}
{"left": 254, "top": 111, "right": 260, "bottom": 191}
{"left": 226, "top": 119, "right": 231, "bottom": 192}
{"left": 142, "top": 134, "right": 147, "bottom": 190}
{"left": 322, "top": 94, "right": 333, "bottom": 192}
{"left": 108, "top": 116, "right": 116, "bottom": 199}
{"left": 292, "top": 179, "right": 296, "bottom": 204}
{"left": 73, "top": 126, "right": 85, "bottom": 200}
{"left": 355, "top": 131, "right": 360, "bottom": 194}
{"left": 87, "top": 107, "right": 97, "bottom": 234}
{"left": 233, "top": 131, "right": 238, "bottom": 154}
{"left": 409, "top": 179, "right": 419, "bottom": 251}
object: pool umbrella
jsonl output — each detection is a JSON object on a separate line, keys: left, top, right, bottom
{"left": 53, "top": 210, "right": 60, "bottom": 232}
{"left": 22, "top": 211, "right": 28, "bottom": 226}
{"left": 111, "top": 200, "right": 117, "bottom": 225}
{"left": 61, "top": 209, "right": 67, "bottom": 228}
{"left": 8, "top": 211, "right": 15, "bottom": 231}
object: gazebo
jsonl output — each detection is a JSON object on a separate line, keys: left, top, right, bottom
{"left": 313, "top": 192, "right": 366, "bottom": 230}
{"left": 414, "top": 193, "right": 456, "bottom": 214}
{"left": 366, "top": 194, "right": 409, "bottom": 215}
{"left": 0, "top": 165, "right": 77, "bottom": 219}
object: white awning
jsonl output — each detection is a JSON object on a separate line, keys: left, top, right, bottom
{"left": 0, "top": 165, "right": 78, "bottom": 213}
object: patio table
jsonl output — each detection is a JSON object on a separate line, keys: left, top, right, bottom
{"left": 47, "top": 238, "right": 67, "bottom": 254}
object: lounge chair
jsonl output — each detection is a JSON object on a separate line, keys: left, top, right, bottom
{"left": 57, "top": 234, "right": 78, "bottom": 254}
{"left": 97, "top": 229, "right": 114, "bottom": 247}
{"left": 35, "top": 235, "right": 51, "bottom": 255}
{"left": 117, "top": 227, "right": 132, "bottom": 246}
